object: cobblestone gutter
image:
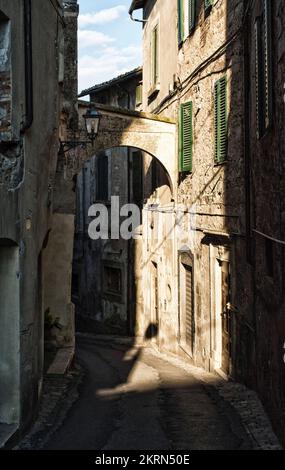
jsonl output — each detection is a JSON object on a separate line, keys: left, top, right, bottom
{"left": 15, "top": 365, "right": 83, "bottom": 450}
{"left": 151, "top": 348, "right": 282, "bottom": 450}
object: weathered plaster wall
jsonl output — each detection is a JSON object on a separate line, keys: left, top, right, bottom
{"left": 0, "top": 0, "right": 78, "bottom": 435}
{"left": 0, "top": 244, "right": 20, "bottom": 425}
{"left": 42, "top": 214, "right": 75, "bottom": 347}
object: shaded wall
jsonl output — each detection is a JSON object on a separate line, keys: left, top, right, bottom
{"left": 0, "top": 243, "right": 20, "bottom": 425}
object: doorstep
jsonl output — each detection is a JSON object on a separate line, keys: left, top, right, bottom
{"left": 47, "top": 346, "right": 75, "bottom": 376}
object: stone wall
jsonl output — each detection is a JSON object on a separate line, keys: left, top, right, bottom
{"left": 243, "top": 0, "right": 285, "bottom": 445}
{"left": 0, "top": 0, "right": 78, "bottom": 437}
{"left": 138, "top": 0, "right": 285, "bottom": 444}
{"left": 73, "top": 74, "right": 143, "bottom": 335}
{"left": 139, "top": 0, "right": 247, "bottom": 370}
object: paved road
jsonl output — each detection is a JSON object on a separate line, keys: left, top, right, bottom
{"left": 44, "top": 335, "right": 252, "bottom": 450}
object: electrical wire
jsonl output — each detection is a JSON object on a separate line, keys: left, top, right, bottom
{"left": 253, "top": 229, "right": 285, "bottom": 247}
{"left": 153, "top": 0, "right": 256, "bottom": 115}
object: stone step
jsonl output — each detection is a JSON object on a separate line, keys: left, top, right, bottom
{"left": 47, "top": 347, "right": 74, "bottom": 376}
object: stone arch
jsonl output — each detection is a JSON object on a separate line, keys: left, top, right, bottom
{"left": 77, "top": 102, "right": 177, "bottom": 192}
{"left": 80, "top": 144, "right": 174, "bottom": 196}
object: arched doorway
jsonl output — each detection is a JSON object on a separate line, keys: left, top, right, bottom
{"left": 72, "top": 145, "right": 172, "bottom": 340}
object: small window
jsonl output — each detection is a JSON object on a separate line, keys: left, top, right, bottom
{"left": 179, "top": 101, "right": 193, "bottom": 173}
{"left": 135, "top": 82, "right": 143, "bottom": 107}
{"left": 104, "top": 266, "right": 122, "bottom": 295}
{"left": 188, "top": 0, "right": 196, "bottom": 33}
{"left": 177, "top": 0, "right": 184, "bottom": 44}
{"left": 96, "top": 153, "right": 109, "bottom": 201}
{"left": 214, "top": 77, "right": 228, "bottom": 164}
{"left": 178, "top": 0, "right": 196, "bottom": 45}
{"left": 151, "top": 25, "right": 159, "bottom": 88}
{"left": 0, "top": 11, "right": 11, "bottom": 141}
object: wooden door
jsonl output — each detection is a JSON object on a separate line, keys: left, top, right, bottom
{"left": 221, "top": 261, "right": 231, "bottom": 375}
{"left": 185, "top": 265, "right": 194, "bottom": 354}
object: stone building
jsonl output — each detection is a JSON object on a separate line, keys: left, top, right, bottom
{"left": 73, "top": 68, "right": 144, "bottom": 335}
{"left": 0, "top": 0, "right": 78, "bottom": 445}
{"left": 129, "top": 0, "right": 285, "bottom": 444}
{"left": 73, "top": 68, "right": 171, "bottom": 336}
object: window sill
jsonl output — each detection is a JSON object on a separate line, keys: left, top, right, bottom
{"left": 214, "top": 160, "right": 227, "bottom": 167}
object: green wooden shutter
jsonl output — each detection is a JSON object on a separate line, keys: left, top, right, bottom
{"left": 255, "top": 1, "right": 273, "bottom": 139}
{"left": 178, "top": 0, "right": 184, "bottom": 45}
{"left": 263, "top": 0, "right": 273, "bottom": 131}
{"left": 136, "top": 83, "right": 142, "bottom": 106}
{"left": 189, "top": 0, "right": 196, "bottom": 32}
{"left": 255, "top": 17, "right": 264, "bottom": 139}
{"left": 151, "top": 26, "right": 158, "bottom": 85}
{"left": 179, "top": 102, "right": 193, "bottom": 173}
{"left": 214, "top": 77, "right": 228, "bottom": 163}
{"left": 204, "top": 0, "right": 213, "bottom": 11}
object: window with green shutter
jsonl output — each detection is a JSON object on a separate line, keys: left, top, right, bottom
{"left": 188, "top": 0, "right": 196, "bottom": 33}
{"left": 255, "top": 0, "right": 273, "bottom": 139}
{"left": 255, "top": 17, "right": 264, "bottom": 139}
{"left": 263, "top": 0, "right": 273, "bottom": 131}
{"left": 214, "top": 77, "right": 228, "bottom": 164}
{"left": 178, "top": 0, "right": 184, "bottom": 45}
{"left": 136, "top": 83, "right": 143, "bottom": 107}
{"left": 151, "top": 25, "right": 159, "bottom": 86}
{"left": 179, "top": 102, "right": 193, "bottom": 173}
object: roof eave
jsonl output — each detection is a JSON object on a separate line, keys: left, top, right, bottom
{"left": 78, "top": 67, "right": 142, "bottom": 98}
{"left": 129, "top": 0, "right": 145, "bottom": 15}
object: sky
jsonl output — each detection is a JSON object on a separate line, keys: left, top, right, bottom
{"left": 78, "top": 0, "right": 143, "bottom": 95}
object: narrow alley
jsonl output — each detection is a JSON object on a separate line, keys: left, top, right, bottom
{"left": 1, "top": 0, "right": 285, "bottom": 455}
{"left": 18, "top": 335, "right": 280, "bottom": 451}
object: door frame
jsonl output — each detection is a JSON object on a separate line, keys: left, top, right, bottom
{"left": 150, "top": 260, "right": 159, "bottom": 344}
{"left": 178, "top": 250, "right": 195, "bottom": 358}
{"left": 210, "top": 244, "right": 232, "bottom": 376}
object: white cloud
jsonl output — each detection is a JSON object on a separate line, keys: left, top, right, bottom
{"left": 79, "top": 6, "right": 127, "bottom": 28}
{"left": 78, "top": 30, "right": 115, "bottom": 48}
{"left": 78, "top": 45, "right": 142, "bottom": 93}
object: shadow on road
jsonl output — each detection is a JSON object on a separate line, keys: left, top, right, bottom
{"left": 43, "top": 326, "right": 253, "bottom": 451}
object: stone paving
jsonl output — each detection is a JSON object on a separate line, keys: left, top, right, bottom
{"left": 16, "top": 336, "right": 282, "bottom": 450}
{"left": 16, "top": 366, "right": 83, "bottom": 450}
{"left": 151, "top": 348, "right": 282, "bottom": 450}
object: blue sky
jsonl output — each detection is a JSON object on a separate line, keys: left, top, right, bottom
{"left": 78, "top": 1, "right": 142, "bottom": 94}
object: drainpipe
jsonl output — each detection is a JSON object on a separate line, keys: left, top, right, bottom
{"left": 21, "top": 0, "right": 33, "bottom": 132}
